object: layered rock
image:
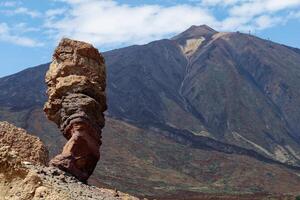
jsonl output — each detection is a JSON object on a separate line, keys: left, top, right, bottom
{"left": 0, "top": 121, "right": 137, "bottom": 200}
{"left": 44, "top": 38, "right": 107, "bottom": 182}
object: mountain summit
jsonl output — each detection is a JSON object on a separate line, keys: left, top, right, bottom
{"left": 1, "top": 25, "right": 300, "bottom": 198}
{"left": 172, "top": 25, "right": 219, "bottom": 56}
{"left": 172, "top": 25, "right": 217, "bottom": 40}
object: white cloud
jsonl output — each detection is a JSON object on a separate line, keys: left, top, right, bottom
{"left": 0, "top": 1, "right": 19, "bottom": 7}
{"left": 229, "top": 0, "right": 300, "bottom": 17}
{"left": 45, "top": 0, "right": 217, "bottom": 48}
{"left": 0, "top": 23, "right": 43, "bottom": 47}
{"left": 254, "top": 15, "right": 284, "bottom": 29}
{"left": 1, "top": 7, "right": 41, "bottom": 18}
{"left": 2, "top": 0, "right": 300, "bottom": 48}
{"left": 218, "top": 16, "right": 252, "bottom": 30}
{"left": 14, "top": 23, "right": 40, "bottom": 33}
{"left": 201, "top": 0, "right": 300, "bottom": 10}
{"left": 196, "top": 0, "right": 300, "bottom": 31}
{"left": 288, "top": 10, "right": 300, "bottom": 19}
{"left": 201, "top": 0, "right": 246, "bottom": 7}
{"left": 45, "top": 0, "right": 300, "bottom": 49}
{"left": 46, "top": 8, "right": 67, "bottom": 18}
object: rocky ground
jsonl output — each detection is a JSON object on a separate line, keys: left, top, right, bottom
{"left": 0, "top": 121, "right": 137, "bottom": 200}
{"left": 0, "top": 162, "right": 137, "bottom": 200}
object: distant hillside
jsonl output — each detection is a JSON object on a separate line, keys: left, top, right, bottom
{"left": 1, "top": 25, "right": 300, "bottom": 198}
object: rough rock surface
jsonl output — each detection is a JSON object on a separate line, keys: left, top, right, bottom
{"left": 44, "top": 38, "right": 107, "bottom": 182}
{"left": 0, "top": 121, "right": 48, "bottom": 165}
{"left": 0, "top": 121, "right": 137, "bottom": 200}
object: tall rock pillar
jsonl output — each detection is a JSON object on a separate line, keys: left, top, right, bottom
{"left": 44, "top": 38, "right": 107, "bottom": 182}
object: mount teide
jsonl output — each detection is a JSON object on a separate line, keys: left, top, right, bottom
{"left": 1, "top": 25, "right": 300, "bottom": 198}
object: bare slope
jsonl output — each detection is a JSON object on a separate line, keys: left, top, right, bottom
{"left": 1, "top": 25, "right": 300, "bottom": 198}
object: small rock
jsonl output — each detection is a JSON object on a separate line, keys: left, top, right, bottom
{"left": 22, "top": 161, "right": 32, "bottom": 165}
{"left": 114, "top": 189, "right": 119, "bottom": 197}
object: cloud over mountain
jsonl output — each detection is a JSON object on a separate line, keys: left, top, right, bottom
{"left": 44, "top": 0, "right": 300, "bottom": 48}
{"left": 0, "top": 0, "right": 300, "bottom": 50}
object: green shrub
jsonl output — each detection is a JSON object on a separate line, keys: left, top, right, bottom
{"left": 295, "top": 196, "right": 300, "bottom": 200}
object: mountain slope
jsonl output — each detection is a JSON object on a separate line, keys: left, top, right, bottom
{"left": 1, "top": 25, "right": 300, "bottom": 198}
{"left": 176, "top": 30, "right": 300, "bottom": 165}
{"left": 104, "top": 26, "right": 300, "bottom": 166}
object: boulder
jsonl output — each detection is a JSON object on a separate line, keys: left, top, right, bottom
{"left": 0, "top": 121, "right": 49, "bottom": 166}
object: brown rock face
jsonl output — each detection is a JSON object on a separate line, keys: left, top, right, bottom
{"left": 44, "top": 38, "right": 107, "bottom": 182}
{"left": 0, "top": 121, "right": 49, "bottom": 166}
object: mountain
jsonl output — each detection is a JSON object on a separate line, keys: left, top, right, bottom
{"left": 106, "top": 25, "right": 300, "bottom": 166}
{"left": 1, "top": 25, "right": 300, "bottom": 199}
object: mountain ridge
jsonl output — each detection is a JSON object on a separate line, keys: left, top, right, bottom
{"left": 2, "top": 26, "right": 300, "bottom": 166}
{"left": 1, "top": 25, "right": 300, "bottom": 198}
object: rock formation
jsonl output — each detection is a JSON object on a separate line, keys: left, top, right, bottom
{"left": 0, "top": 121, "right": 137, "bottom": 200}
{"left": 0, "top": 121, "right": 49, "bottom": 167}
{"left": 44, "top": 38, "right": 107, "bottom": 182}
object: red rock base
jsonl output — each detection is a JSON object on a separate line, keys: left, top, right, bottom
{"left": 50, "top": 121, "right": 101, "bottom": 182}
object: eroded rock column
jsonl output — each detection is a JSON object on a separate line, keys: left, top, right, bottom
{"left": 44, "top": 38, "right": 107, "bottom": 182}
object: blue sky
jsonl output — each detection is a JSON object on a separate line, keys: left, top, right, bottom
{"left": 0, "top": 0, "right": 300, "bottom": 78}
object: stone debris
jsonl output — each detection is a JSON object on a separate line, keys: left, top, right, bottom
{"left": 0, "top": 121, "right": 138, "bottom": 200}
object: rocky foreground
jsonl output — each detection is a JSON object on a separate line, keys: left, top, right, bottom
{"left": 0, "top": 121, "right": 137, "bottom": 200}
